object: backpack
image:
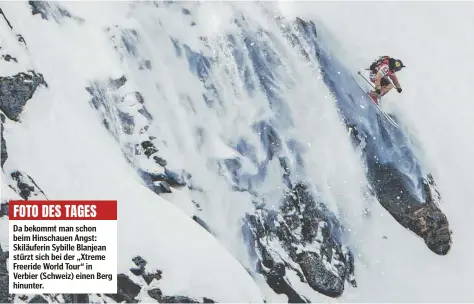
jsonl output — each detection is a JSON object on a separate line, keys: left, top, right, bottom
{"left": 368, "top": 56, "right": 390, "bottom": 71}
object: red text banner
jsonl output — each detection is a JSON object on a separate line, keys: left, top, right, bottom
{"left": 9, "top": 200, "right": 117, "bottom": 294}
{"left": 9, "top": 200, "right": 117, "bottom": 220}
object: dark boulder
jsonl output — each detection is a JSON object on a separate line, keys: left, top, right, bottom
{"left": 0, "top": 71, "right": 47, "bottom": 121}
{"left": 244, "top": 182, "right": 356, "bottom": 299}
{"left": 10, "top": 171, "right": 47, "bottom": 200}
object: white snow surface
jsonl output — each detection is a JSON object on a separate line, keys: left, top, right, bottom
{"left": 0, "top": 1, "right": 473, "bottom": 302}
{"left": 0, "top": 2, "right": 263, "bottom": 302}
{"left": 275, "top": 2, "right": 474, "bottom": 302}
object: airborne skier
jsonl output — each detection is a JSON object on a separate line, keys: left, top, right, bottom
{"left": 367, "top": 56, "right": 405, "bottom": 103}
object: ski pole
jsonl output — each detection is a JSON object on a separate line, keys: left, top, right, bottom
{"left": 357, "top": 71, "right": 375, "bottom": 89}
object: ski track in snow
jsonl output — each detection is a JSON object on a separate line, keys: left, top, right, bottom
{"left": 1, "top": 1, "right": 473, "bottom": 302}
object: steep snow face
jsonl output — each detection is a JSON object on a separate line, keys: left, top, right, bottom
{"left": 284, "top": 17, "right": 451, "bottom": 256}
{"left": 275, "top": 1, "right": 474, "bottom": 302}
{"left": 1, "top": 1, "right": 473, "bottom": 303}
{"left": 1, "top": 1, "right": 365, "bottom": 302}
{"left": 0, "top": 2, "right": 264, "bottom": 302}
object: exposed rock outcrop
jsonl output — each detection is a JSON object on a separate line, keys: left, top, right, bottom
{"left": 244, "top": 181, "right": 356, "bottom": 300}
{"left": 1, "top": 113, "right": 7, "bottom": 167}
{"left": 28, "top": 1, "right": 84, "bottom": 23}
{"left": 0, "top": 71, "right": 47, "bottom": 122}
{"left": 9, "top": 171, "right": 47, "bottom": 200}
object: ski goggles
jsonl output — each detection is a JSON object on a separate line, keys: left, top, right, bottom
{"left": 394, "top": 60, "right": 405, "bottom": 71}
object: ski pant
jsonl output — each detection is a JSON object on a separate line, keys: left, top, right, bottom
{"left": 370, "top": 72, "right": 391, "bottom": 87}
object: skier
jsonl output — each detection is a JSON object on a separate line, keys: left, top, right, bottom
{"left": 367, "top": 56, "right": 405, "bottom": 103}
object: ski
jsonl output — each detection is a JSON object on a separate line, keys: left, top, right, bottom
{"left": 371, "top": 99, "right": 401, "bottom": 129}
{"left": 354, "top": 71, "right": 400, "bottom": 129}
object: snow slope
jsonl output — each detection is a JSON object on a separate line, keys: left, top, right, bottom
{"left": 0, "top": 2, "right": 263, "bottom": 302}
{"left": 1, "top": 1, "right": 473, "bottom": 302}
{"left": 275, "top": 2, "right": 474, "bottom": 301}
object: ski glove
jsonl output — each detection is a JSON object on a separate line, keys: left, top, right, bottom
{"left": 397, "top": 87, "right": 402, "bottom": 93}
{"left": 375, "top": 88, "right": 381, "bottom": 95}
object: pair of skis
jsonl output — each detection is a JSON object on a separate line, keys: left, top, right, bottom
{"left": 356, "top": 71, "right": 400, "bottom": 129}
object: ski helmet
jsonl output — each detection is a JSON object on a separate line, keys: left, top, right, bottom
{"left": 392, "top": 59, "right": 405, "bottom": 72}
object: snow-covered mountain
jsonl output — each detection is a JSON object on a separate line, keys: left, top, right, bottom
{"left": 1, "top": 1, "right": 473, "bottom": 302}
